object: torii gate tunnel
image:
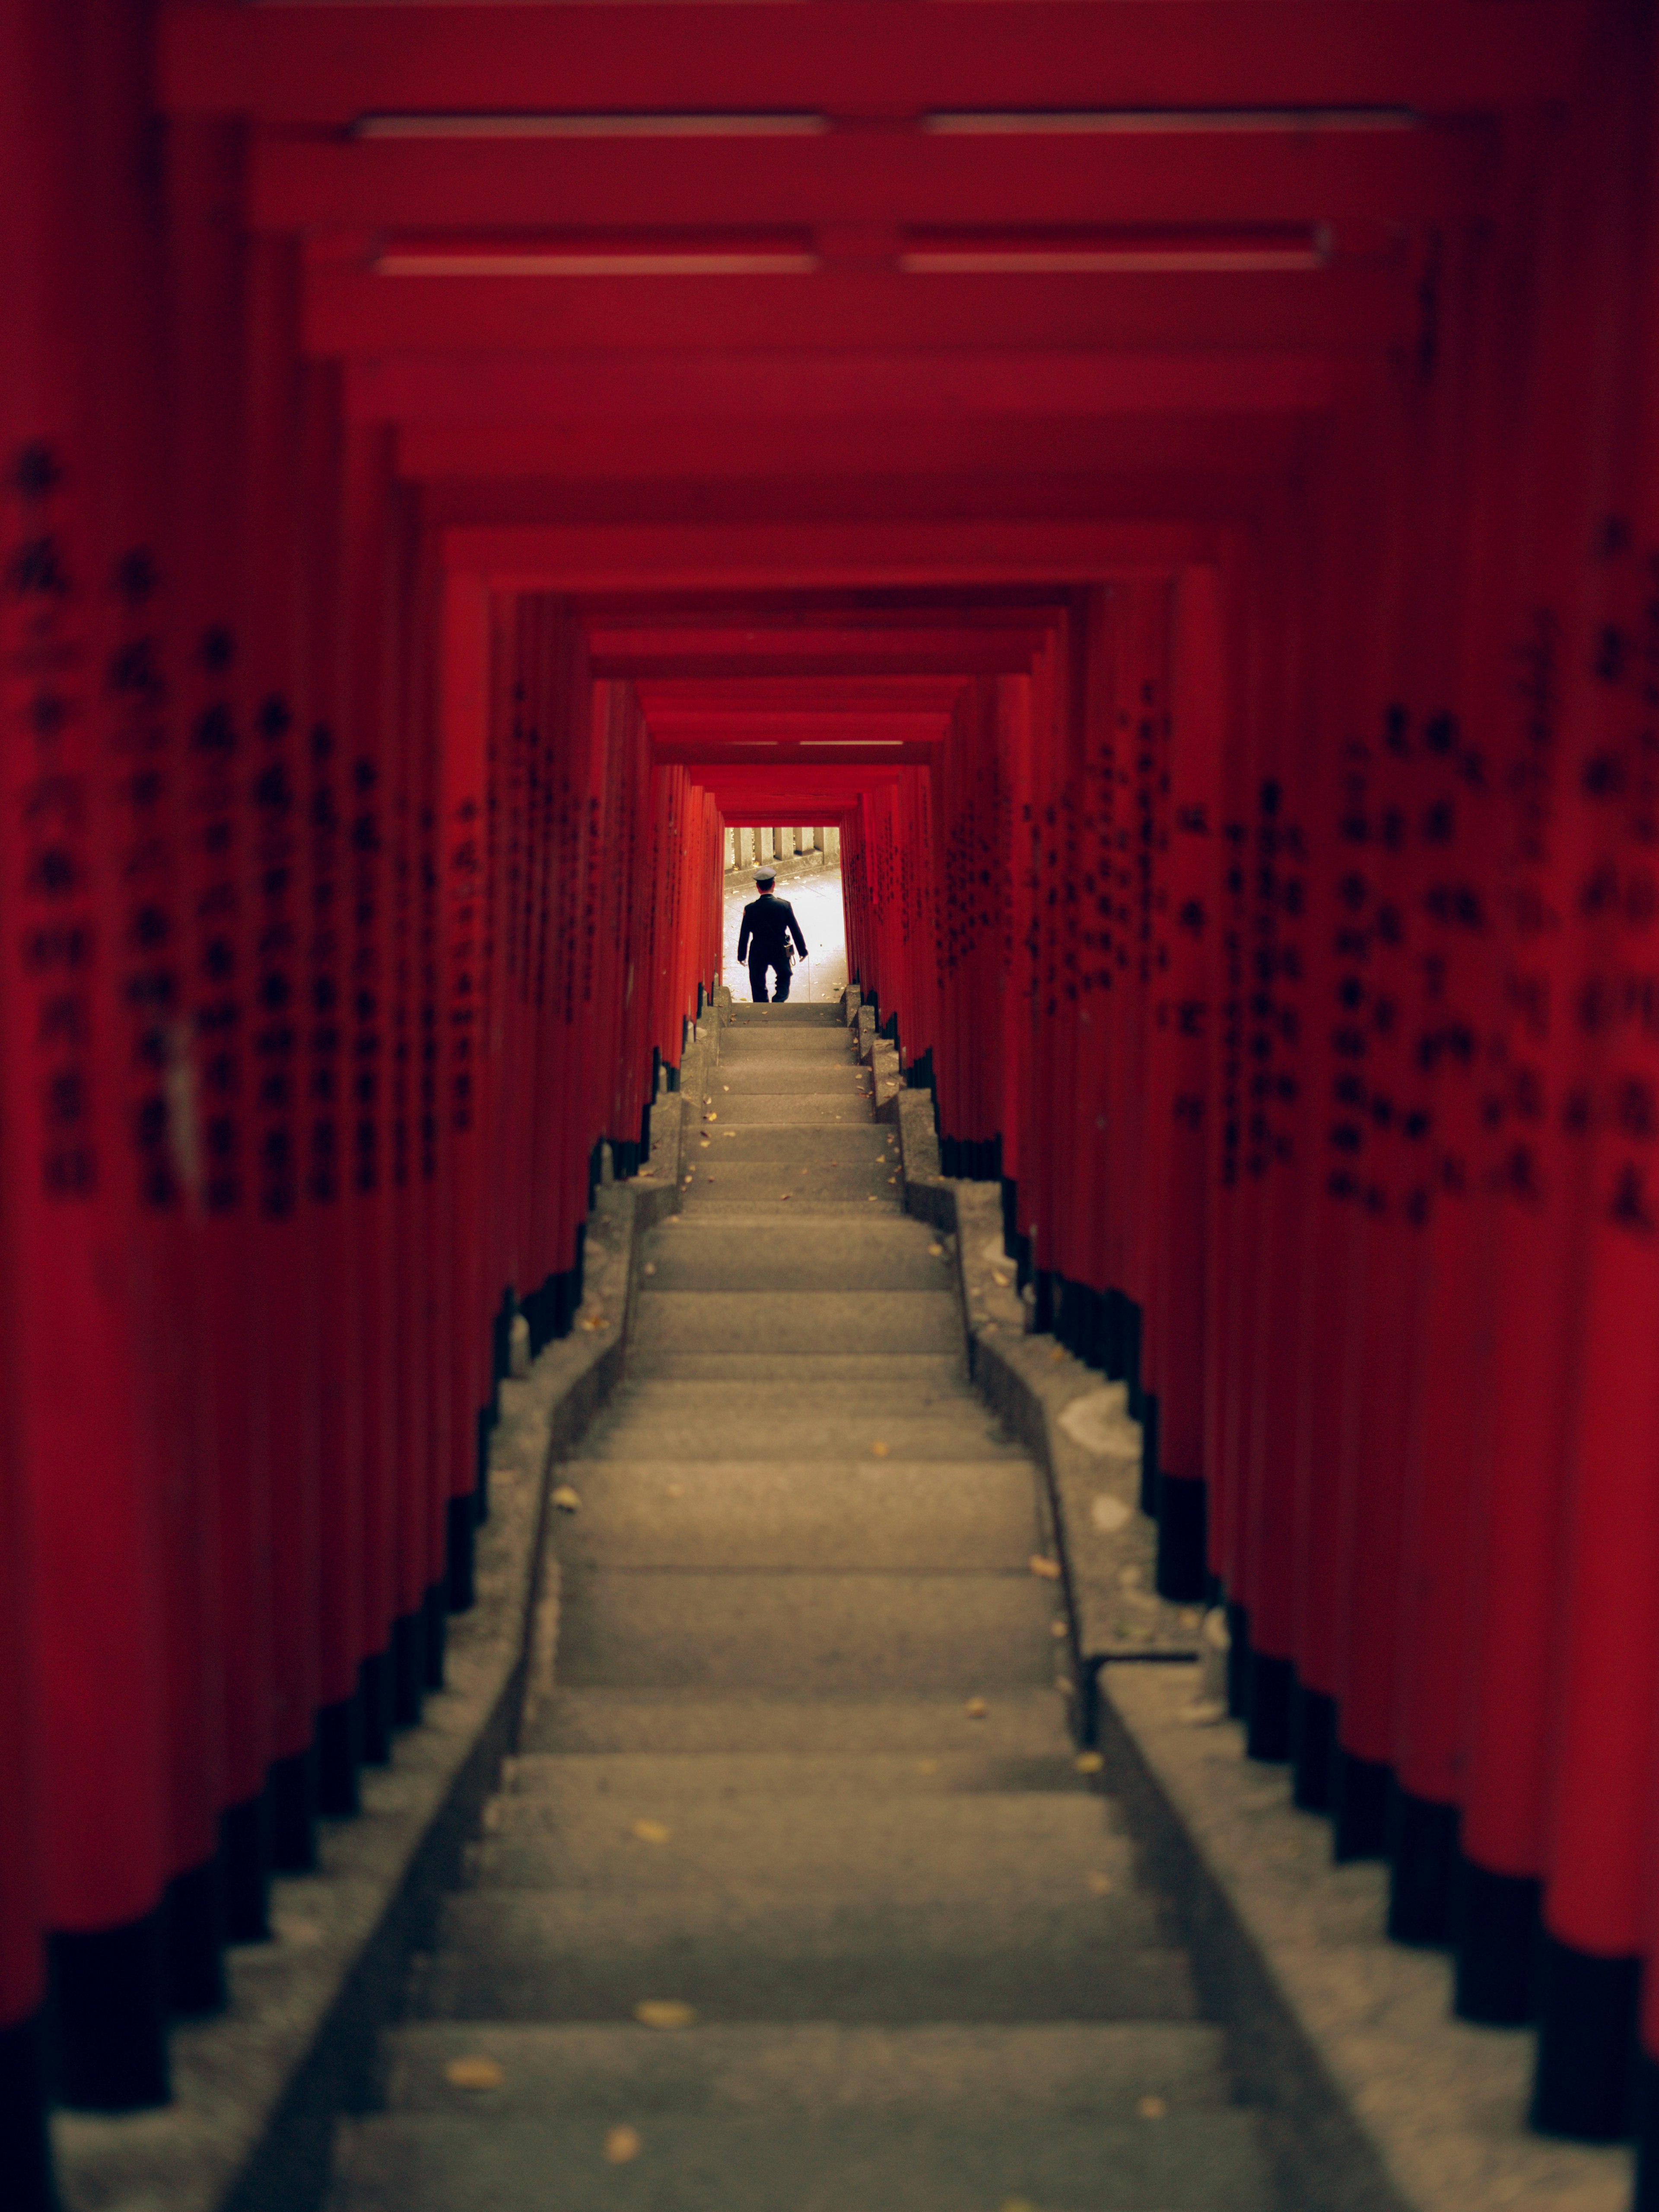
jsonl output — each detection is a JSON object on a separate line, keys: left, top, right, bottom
{"left": 6, "top": 0, "right": 1659, "bottom": 2202}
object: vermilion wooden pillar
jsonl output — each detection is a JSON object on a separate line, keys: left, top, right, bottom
{"left": 439, "top": 572, "right": 490, "bottom": 1606}
{"left": 1153, "top": 567, "right": 1223, "bottom": 1601}
{"left": 301, "top": 362, "right": 367, "bottom": 1813}
{"left": 168, "top": 108, "right": 276, "bottom": 1951}
{"left": 339, "top": 421, "right": 400, "bottom": 1764}
{"left": 3, "top": 0, "right": 174, "bottom": 2111}
{"left": 241, "top": 228, "right": 323, "bottom": 1873}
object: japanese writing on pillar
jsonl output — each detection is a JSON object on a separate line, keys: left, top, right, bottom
{"left": 3, "top": 442, "right": 99, "bottom": 1201}
{"left": 1216, "top": 816, "right": 1248, "bottom": 1191}
{"left": 189, "top": 621, "right": 244, "bottom": 1215}
{"left": 1576, "top": 524, "right": 1659, "bottom": 1235}
{"left": 1495, "top": 607, "right": 1560, "bottom": 1209}
{"left": 418, "top": 801, "right": 438, "bottom": 1182}
{"left": 1412, "top": 705, "right": 1500, "bottom": 1223}
{"left": 446, "top": 794, "right": 481, "bottom": 1137}
{"left": 390, "top": 785, "right": 410, "bottom": 1194}
{"left": 1324, "top": 736, "right": 1379, "bottom": 1208}
{"left": 251, "top": 692, "right": 300, "bottom": 1218}
{"left": 307, "top": 723, "right": 343, "bottom": 1201}
{"left": 1165, "top": 788, "right": 1211, "bottom": 1137}
{"left": 108, "top": 544, "right": 181, "bottom": 1209}
{"left": 351, "top": 751, "right": 382, "bottom": 1195}
{"left": 1243, "top": 777, "right": 1306, "bottom": 1181}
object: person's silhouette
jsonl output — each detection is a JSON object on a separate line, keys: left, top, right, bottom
{"left": 737, "top": 868, "right": 809, "bottom": 1002}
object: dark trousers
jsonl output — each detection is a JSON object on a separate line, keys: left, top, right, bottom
{"left": 748, "top": 951, "right": 792, "bottom": 1003}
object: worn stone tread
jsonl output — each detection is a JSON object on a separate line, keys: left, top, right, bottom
{"left": 629, "top": 1289, "right": 959, "bottom": 1356}
{"left": 554, "top": 1568, "right": 1061, "bottom": 1692}
{"left": 641, "top": 1220, "right": 946, "bottom": 1295}
{"left": 423, "top": 1890, "right": 1198, "bottom": 2022}
{"left": 547, "top": 1461, "right": 1047, "bottom": 1570}
{"left": 332, "top": 2109, "right": 1271, "bottom": 2210}
{"left": 467, "top": 1792, "right": 1133, "bottom": 1897}
{"left": 570, "top": 1415, "right": 1020, "bottom": 1462}
{"left": 622, "top": 1352, "right": 965, "bottom": 1383}
{"left": 502, "top": 1751, "right": 1094, "bottom": 1799}
{"left": 379, "top": 2019, "right": 1233, "bottom": 2115}
{"left": 524, "top": 1689, "right": 1080, "bottom": 1757}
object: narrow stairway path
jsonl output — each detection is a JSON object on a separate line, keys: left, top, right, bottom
{"left": 328, "top": 1001, "right": 1275, "bottom": 2212}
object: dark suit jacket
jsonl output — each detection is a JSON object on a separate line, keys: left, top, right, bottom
{"left": 737, "top": 893, "right": 808, "bottom": 965}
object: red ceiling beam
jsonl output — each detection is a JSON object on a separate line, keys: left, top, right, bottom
{"left": 159, "top": 4, "right": 1588, "bottom": 122}
{"left": 251, "top": 124, "right": 1500, "bottom": 234}
{"left": 395, "top": 415, "right": 1313, "bottom": 487}
{"left": 656, "top": 741, "right": 939, "bottom": 765}
{"left": 637, "top": 679, "right": 967, "bottom": 713}
{"left": 304, "top": 263, "right": 1412, "bottom": 358}
{"left": 443, "top": 518, "right": 1230, "bottom": 586}
{"left": 639, "top": 713, "right": 951, "bottom": 739}
{"left": 359, "top": 350, "right": 1339, "bottom": 426}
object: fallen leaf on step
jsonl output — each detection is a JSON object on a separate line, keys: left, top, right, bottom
{"left": 552, "top": 1485, "right": 582, "bottom": 1513}
{"left": 1090, "top": 1494, "right": 1131, "bottom": 1535}
{"left": 445, "top": 2056, "right": 505, "bottom": 2091}
{"left": 1029, "top": 1554, "right": 1062, "bottom": 1580}
{"left": 706, "top": 1113, "right": 718, "bottom": 1122}
{"left": 1086, "top": 1871, "right": 1115, "bottom": 1896}
{"left": 604, "top": 2126, "right": 642, "bottom": 2164}
{"left": 780, "top": 1191, "right": 792, "bottom": 1200}
{"left": 870, "top": 1440, "right": 890, "bottom": 1458}
{"left": 1075, "top": 1751, "right": 1104, "bottom": 1775}
{"left": 1050, "top": 1619, "right": 1068, "bottom": 1640}
{"left": 699, "top": 1139, "right": 711, "bottom": 1148}
{"left": 999, "top": 2199, "right": 1038, "bottom": 2212}
{"left": 992, "top": 1270, "right": 1012, "bottom": 1288}
{"left": 964, "top": 1696, "right": 989, "bottom": 1719}
{"left": 630, "top": 1819, "right": 672, "bottom": 1845}
{"left": 867, "top": 1195, "right": 877, "bottom": 1202}
{"left": 634, "top": 2000, "right": 697, "bottom": 2030}
{"left": 928, "top": 1244, "right": 943, "bottom": 1257}
{"left": 722, "top": 1085, "right": 730, "bottom": 1091}
{"left": 642, "top": 1262, "right": 657, "bottom": 1276}
{"left": 1138, "top": 2096, "right": 1167, "bottom": 2121}
{"left": 1051, "top": 1347, "right": 1067, "bottom": 1364}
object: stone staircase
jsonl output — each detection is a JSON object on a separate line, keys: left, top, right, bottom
{"left": 326, "top": 1000, "right": 1277, "bottom": 2212}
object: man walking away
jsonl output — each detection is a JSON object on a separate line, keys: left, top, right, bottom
{"left": 737, "top": 867, "right": 809, "bottom": 1002}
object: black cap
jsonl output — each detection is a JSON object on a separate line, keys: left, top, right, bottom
{"left": 755, "top": 869, "right": 775, "bottom": 887}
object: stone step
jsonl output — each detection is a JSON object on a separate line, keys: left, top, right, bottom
{"left": 555, "top": 1568, "right": 1062, "bottom": 1694}
{"left": 709, "top": 1093, "right": 875, "bottom": 1124}
{"left": 678, "top": 1163, "right": 904, "bottom": 1209}
{"left": 724, "top": 1004, "right": 845, "bottom": 1027}
{"left": 524, "top": 1689, "right": 1079, "bottom": 1758}
{"left": 622, "top": 1352, "right": 966, "bottom": 1384}
{"left": 546, "top": 1460, "right": 1046, "bottom": 1572}
{"left": 719, "top": 1031, "right": 857, "bottom": 1057}
{"left": 420, "top": 1889, "right": 1201, "bottom": 2025}
{"left": 686, "top": 1124, "right": 898, "bottom": 1165}
{"left": 377, "top": 2019, "right": 1234, "bottom": 2119}
{"left": 642, "top": 1220, "right": 945, "bottom": 1294}
{"left": 331, "top": 2107, "right": 1271, "bottom": 2212}
{"left": 712, "top": 1065, "right": 871, "bottom": 1096}
{"left": 465, "top": 1792, "right": 1132, "bottom": 1903}
{"left": 606, "top": 1377, "right": 980, "bottom": 1418}
{"left": 502, "top": 1751, "right": 1094, "bottom": 1801}
{"left": 630, "top": 1290, "right": 959, "bottom": 1357}
{"left": 569, "top": 1413, "right": 1018, "bottom": 1462}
